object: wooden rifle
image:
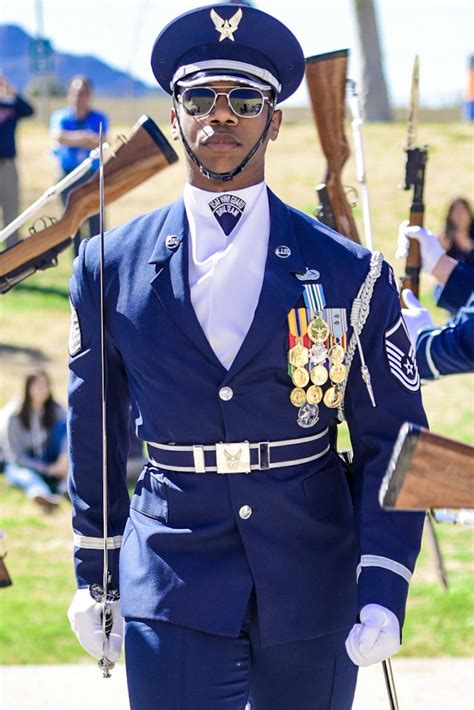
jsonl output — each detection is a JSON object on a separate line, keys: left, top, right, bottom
{"left": 0, "top": 115, "right": 179, "bottom": 294}
{"left": 400, "top": 56, "right": 428, "bottom": 300}
{"left": 305, "top": 49, "right": 361, "bottom": 244}
{"left": 381, "top": 423, "right": 474, "bottom": 510}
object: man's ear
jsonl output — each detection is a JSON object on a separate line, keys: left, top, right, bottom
{"left": 170, "top": 108, "right": 180, "bottom": 141}
{"left": 269, "top": 109, "right": 282, "bottom": 141}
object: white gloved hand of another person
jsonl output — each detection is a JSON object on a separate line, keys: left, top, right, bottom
{"left": 401, "top": 288, "right": 435, "bottom": 349}
{"left": 345, "top": 603, "right": 400, "bottom": 667}
{"left": 67, "top": 588, "right": 124, "bottom": 662}
{"left": 396, "top": 221, "right": 445, "bottom": 275}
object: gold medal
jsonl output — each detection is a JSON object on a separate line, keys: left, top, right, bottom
{"left": 310, "top": 364, "right": 328, "bottom": 386}
{"left": 328, "top": 344, "right": 345, "bottom": 364}
{"left": 306, "top": 384, "right": 323, "bottom": 405}
{"left": 288, "top": 343, "right": 309, "bottom": 368}
{"left": 323, "top": 386, "right": 343, "bottom": 408}
{"left": 292, "top": 367, "right": 310, "bottom": 388}
{"left": 329, "top": 362, "right": 347, "bottom": 384}
{"left": 290, "top": 387, "right": 307, "bottom": 407}
{"left": 307, "top": 317, "right": 330, "bottom": 343}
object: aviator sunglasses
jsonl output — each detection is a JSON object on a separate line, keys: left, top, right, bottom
{"left": 178, "top": 87, "right": 274, "bottom": 119}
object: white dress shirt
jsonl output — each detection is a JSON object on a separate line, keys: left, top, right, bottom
{"left": 183, "top": 181, "right": 270, "bottom": 370}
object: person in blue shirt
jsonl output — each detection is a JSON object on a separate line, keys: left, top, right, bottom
{"left": 398, "top": 223, "right": 474, "bottom": 379}
{"left": 66, "top": 5, "right": 427, "bottom": 708}
{"left": 0, "top": 74, "right": 35, "bottom": 248}
{"left": 49, "top": 76, "right": 108, "bottom": 255}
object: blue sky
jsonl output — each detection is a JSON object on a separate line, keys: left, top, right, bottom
{"left": 1, "top": 0, "right": 473, "bottom": 107}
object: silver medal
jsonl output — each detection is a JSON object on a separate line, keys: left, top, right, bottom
{"left": 297, "top": 403, "right": 319, "bottom": 428}
{"left": 309, "top": 342, "right": 328, "bottom": 365}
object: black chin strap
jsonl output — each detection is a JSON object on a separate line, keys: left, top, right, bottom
{"left": 173, "top": 96, "right": 275, "bottom": 183}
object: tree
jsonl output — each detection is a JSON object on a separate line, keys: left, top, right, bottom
{"left": 352, "top": 0, "right": 392, "bottom": 121}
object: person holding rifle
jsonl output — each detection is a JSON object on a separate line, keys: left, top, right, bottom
{"left": 67, "top": 5, "right": 427, "bottom": 708}
{"left": 398, "top": 222, "right": 474, "bottom": 379}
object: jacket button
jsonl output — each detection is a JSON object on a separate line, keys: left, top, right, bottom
{"left": 219, "top": 386, "right": 233, "bottom": 401}
{"left": 239, "top": 505, "right": 253, "bottom": 520}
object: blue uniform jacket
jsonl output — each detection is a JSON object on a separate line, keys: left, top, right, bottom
{"left": 68, "top": 190, "right": 427, "bottom": 647}
{"left": 437, "top": 262, "right": 474, "bottom": 314}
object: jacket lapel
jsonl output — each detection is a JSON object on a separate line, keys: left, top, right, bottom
{"left": 149, "top": 199, "right": 225, "bottom": 370}
{"left": 223, "top": 191, "right": 306, "bottom": 382}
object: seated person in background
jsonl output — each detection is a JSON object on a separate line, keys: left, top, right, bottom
{"left": 397, "top": 223, "right": 474, "bottom": 380}
{"left": 49, "top": 76, "right": 108, "bottom": 256}
{"left": 439, "top": 197, "right": 474, "bottom": 265}
{"left": 0, "top": 368, "right": 68, "bottom": 511}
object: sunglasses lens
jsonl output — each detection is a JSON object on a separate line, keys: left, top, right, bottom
{"left": 181, "top": 88, "right": 216, "bottom": 116}
{"left": 229, "top": 88, "right": 265, "bottom": 116}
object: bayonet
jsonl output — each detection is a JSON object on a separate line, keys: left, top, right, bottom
{"left": 347, "top": 79, "right": 374, "bottom": 251}
{"left": 406, "top": 56, "right": 419, "bottom": 151}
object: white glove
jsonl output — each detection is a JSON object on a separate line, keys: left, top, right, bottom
{"left": 67, "top": 588, "right": 124, "bottom": 662}
{"left": 396, "top": 221, "right": 445, "bottom": 275}
{"left": 345, "top": 603, "right": 400, "bottom": 667}
{"left": 401, "top": 288, "right": 434, "bottom": 349}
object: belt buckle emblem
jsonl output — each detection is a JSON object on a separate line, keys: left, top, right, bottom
{"left": 216, "top": 442, "right": 251, "bottom": 474}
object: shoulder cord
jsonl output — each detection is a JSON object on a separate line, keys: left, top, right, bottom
{"left": 338, "top": 251, "right": 384, "bottom": 422}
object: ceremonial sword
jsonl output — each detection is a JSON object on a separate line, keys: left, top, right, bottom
{"left": 93, "top": 123, "right": 116, "bottom": 678}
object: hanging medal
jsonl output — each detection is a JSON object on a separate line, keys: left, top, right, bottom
{"left": 298, "top": 284, "right": 327, "bottom": 428}
{"left": 323, "top": 308, "right": 348, "bottom": 408}
{"left": 287, "top": 307, "right": 310, "bottom": 409}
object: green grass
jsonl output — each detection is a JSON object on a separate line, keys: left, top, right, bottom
{"left": 0, "top": 479, "right": 81, "bottom": 664}
{"left": 402, "top": 522, "right": 474, "bottom": 656}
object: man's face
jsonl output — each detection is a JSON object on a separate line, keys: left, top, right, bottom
{"left": 68, "top": 81, "right": 92, "bottom": 117}
{"left": 171, "top": 80, "right": 282, "bottom": 191}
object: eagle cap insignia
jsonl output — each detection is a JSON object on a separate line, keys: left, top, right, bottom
{"left": 210, "top": 8, "right": 243, "bottom": 42}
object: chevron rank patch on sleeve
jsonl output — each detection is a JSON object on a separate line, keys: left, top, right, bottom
{"left": 68, "top": 299, "right": 82, "bottom": 357}
{"left": 385, "top": 316, "right": 420, "bottom": 392}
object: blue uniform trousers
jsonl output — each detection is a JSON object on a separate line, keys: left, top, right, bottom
{"left": 124, "top": 596, "right": 358, "bottom": 710}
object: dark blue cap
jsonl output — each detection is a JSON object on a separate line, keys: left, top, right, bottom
{"left": 151, "top": 3, "right": 305, "bottom": 103}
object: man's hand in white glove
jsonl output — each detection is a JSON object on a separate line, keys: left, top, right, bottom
{"left": 401, "top": 288, "right": 434, "bottom": 349}
{"left": 345, "top": 604, "right": 400, "bottom": 667}
{"left": 396, "top": 221, "right": 445, "bottom": 275}
{"left": 67, "top": 588, "right": 124, "bottom": 662}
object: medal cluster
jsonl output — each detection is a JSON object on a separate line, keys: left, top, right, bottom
{"left": 287, "top": 285, "right": 348, "bottom": 428}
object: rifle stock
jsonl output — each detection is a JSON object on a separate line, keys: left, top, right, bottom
{"left": 0, "top": 532, "right": 12, "bottom": 588}
{"left": 380, "top": 423, "right": 474, "bottom": 510}
{"left": 305, "top": 50, "right": 361, "bottom": 243}
{"left": 400, "top": 147, "right": 428, "bottom": 298}
{"left": 0, "top": 115, "right": 179, "bottom": 291}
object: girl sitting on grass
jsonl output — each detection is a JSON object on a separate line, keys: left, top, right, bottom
{"left": 0, "top": 368, "right": 68, "bottom": 512}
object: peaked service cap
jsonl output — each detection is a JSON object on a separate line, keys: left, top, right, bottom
{"left": 151, "top": 3, "right": 305, "bottom": 103}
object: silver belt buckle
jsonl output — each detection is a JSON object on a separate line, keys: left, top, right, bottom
{"left": 216, "top": 442, "right": 251, "bottom": 474}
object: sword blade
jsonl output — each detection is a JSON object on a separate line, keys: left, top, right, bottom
{"left": 98, "top": 122, "right": 113, "bottom": 678}
{"left": 382, "top": 658, "right": 400, "bottom": 710}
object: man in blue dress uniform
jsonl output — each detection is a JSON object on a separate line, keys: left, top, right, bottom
{"left": 67, "top": 5, "right": 428, "bottom": 708}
